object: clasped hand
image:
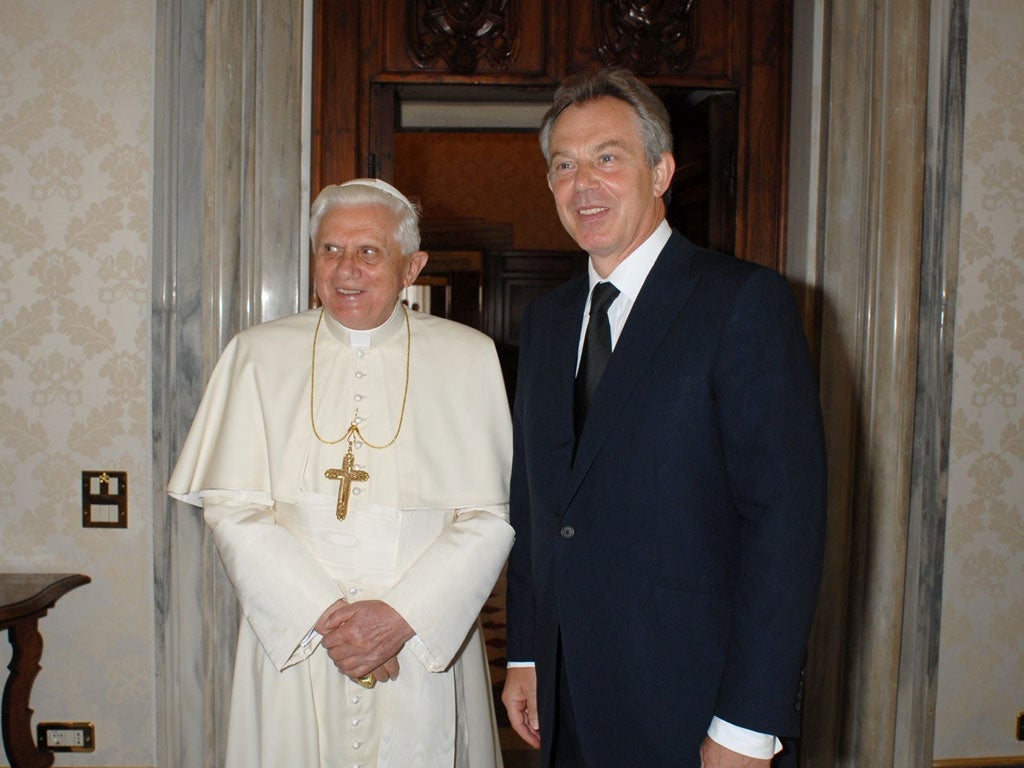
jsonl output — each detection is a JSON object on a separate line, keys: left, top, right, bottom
{"left": 315, "top": 599, "right": 415, "bottom": 685}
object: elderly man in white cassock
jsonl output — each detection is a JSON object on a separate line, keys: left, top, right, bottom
{"left": 168, "top": 179, "right": 514, "bottom": 767}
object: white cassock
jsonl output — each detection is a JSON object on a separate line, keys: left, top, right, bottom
{"left": 168, "top": 303, "right": 514, "bottom": 768}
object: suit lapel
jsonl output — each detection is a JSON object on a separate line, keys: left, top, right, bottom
{"left": 563, "top": 234, "right": 700, "bottom": 507}
{"left": 550, "top": 279, "right": 588, "bottom": 428}
{"left": 531, "top": 275, "right": 588, "bottom": 488}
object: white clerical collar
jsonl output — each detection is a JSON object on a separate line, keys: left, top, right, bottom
{"left": 587, "top": 220, "right": 671, "bottom": 303}
{"left": 323, "top": 301, "right": 405, "bottom": 348}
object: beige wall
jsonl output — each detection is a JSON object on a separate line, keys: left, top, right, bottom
{"left": 0, "top": 2, "right": 156, "bottom": 766}
{"left": 934, "top": 0, "right": 1024, "bottom": 760}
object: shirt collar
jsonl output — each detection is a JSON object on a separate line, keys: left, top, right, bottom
{"left": 323, "top": 301, "right": 406, "bottom": 348}
{"left": 587, "top": 220, "right": 671, "bottom": 302}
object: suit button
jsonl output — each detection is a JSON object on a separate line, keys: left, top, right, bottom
{"left": 560, "top": 526, "right": 575, "bottom": 539}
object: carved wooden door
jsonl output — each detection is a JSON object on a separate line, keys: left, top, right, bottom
{"left": 312, "top": 0, "right": 791, "bottom": 272}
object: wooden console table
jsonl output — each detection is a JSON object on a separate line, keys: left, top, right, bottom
{"left": 1, "top": 573, "right": 90, "bottom": 768}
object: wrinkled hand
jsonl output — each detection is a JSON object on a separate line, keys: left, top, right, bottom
{"left": 501, "top": 666, "right": 541, "bottom": 749}
{"left": 315, "top": 599, "right": 414, "bottom": 679}
{"left": 699, "top": 737, "right": 771, "bottom": 768}
{"left": 360, "top": 655, "right": 401, "bottom": 685}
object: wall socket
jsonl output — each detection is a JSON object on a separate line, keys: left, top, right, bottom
{"left": 37, "top": 722, "right": 95, "bottom": 752}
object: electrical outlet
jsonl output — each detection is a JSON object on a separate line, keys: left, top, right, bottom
{"left": 37, "top": 722, "right": 95, "bottom": 752}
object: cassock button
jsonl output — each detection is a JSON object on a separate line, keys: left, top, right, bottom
{"left": 560, "top": 526, "right": 575, "bottom": 539}
{"left": 354, "top": 394, "right": 363, "bottom": 401}
{"left": 355, "top": 371, "right": 365, "bottom": 378}
{"left": 351, "top": 695, "right": 360, "bottom": 704}
{"left": 348, "top": 587, "right": 358, "bottom": 596}
{"left": 352, "top": 741, "right": 362, "bottom": 750}
{"left": 352, "top": 487, "right": 361, "bottom": 495}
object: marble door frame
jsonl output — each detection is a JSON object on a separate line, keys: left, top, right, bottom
{"left": 797, "top": 1, "right": 967, "bottom": 765}
{"left": 152, "top": 0, "right": 305, "bottom": 764}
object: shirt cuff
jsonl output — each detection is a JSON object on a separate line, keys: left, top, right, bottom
{"left": 507, "top": 660, "right": 535, "bottom": 668}
{"left": 299, "top": 627, "right": 321, "bottom": 649}
{"left": 707, "top": 717, "right": 782, "bottom": 759}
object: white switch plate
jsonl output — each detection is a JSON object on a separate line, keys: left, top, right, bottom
{"left": 37, "top": 722, "right": 95, "bottom": 752}
{"left": 48, "top": 729, "right": 83, "bottom": 747}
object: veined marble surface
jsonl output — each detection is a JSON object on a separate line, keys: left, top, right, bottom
{"left": 151, "top": 0, "right": 304, "bottom": 765}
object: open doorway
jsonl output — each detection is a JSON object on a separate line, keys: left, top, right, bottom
{"left": 388, "top": 84, "right": 739, "bottom": 396}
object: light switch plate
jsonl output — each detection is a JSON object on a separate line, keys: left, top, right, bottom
{"left": 81, "top": 470, "right": 127, "bottom": 528}
{"left": 37, "top": 721, "right": 95, "bottom": 752}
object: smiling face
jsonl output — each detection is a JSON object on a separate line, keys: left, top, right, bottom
{"left": 313, "top": 203, "right": 428, "bottom": 330}
{"left": 546, "top": 96, "right": 674, "bottom": 276}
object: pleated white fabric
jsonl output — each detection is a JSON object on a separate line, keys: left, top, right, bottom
{"left": 169, "top": 304, "right": 512, "bottom": 767}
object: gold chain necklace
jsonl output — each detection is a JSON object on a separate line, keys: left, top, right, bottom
{"left": 309, "top": 304, "right": 411, "bottom": 520}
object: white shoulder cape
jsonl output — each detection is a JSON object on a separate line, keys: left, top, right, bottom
{"left": 168, "top": 307, "right": 512, "bottom": 509}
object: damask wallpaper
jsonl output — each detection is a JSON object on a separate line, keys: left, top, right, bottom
{"left": 0, "top": 2, "right": 156, "bottom": 766}
{"left": 934, "top": 0, "right": 1024, "bottom": 759}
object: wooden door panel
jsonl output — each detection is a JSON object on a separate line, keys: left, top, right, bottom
{"left": 380, "top": 0, "right": 552, "bottom": 78}
{"left": 484, "top": 249, "right": 588, "bottom": 398}
{"left": 568, "top": 0, "right": 735, "bottom": 84}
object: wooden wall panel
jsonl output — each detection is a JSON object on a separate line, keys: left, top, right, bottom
{"left": 312, "top": 0, "right": 365, "bottom": 192}
{"left": 568, "top": 0, "right": 735, "bottom": 85}
{"left": 379, "top": 0, "right": 552, "bottom": 79}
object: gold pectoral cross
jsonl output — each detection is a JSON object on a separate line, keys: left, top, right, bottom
{"left": 325, "top": 440, "right": 369, "bottom": 521}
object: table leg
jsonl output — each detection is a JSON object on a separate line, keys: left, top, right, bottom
{"left": 2, "top": 619, "right": 54, "bottom": 768}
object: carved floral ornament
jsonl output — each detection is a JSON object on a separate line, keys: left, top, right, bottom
{"left": 406, "top": 0, "right": 699, "bottom": 77}
{"left": 407, "top": 0, "right": 519, "bottom": 74}
{"left": 596, "top": 0, "right": 700, "bottom": 76}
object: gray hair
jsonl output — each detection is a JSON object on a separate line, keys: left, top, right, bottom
{"left": 539, "top": 68, "right": 673, "bottom": 169}
{"left": 309, "top": 180, "right": 422, "bottom": 254}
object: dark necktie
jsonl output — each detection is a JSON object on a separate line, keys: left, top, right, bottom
{"left": 574, "top": 281, "right": 620, "bottom": 441}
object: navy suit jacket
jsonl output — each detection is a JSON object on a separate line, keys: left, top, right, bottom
{"left": 506, "top": 232, "right": 827, "bottom": 767}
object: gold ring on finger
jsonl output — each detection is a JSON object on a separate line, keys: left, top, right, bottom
{"left": 356, "top": 673, "right": 376, "bottom": 689}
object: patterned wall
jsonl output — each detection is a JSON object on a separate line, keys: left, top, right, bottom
{"left": 934, "top": 0, "right": 1024, "bottom": 759}
{"left": 0, "top": 2, "right": 156, "bottom": 766}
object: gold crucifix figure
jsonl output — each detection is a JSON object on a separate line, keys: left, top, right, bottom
{"left": 325, "top": 440, "right": 369, "bottom": 520}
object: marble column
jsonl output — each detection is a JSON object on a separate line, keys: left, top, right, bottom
{"left": 799, "top": 1, "right": 965, "bottom": 765}
{"left": 152, "top": 0, "right": 305, "bottom": 765}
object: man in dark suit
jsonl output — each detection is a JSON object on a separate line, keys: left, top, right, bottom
{"left": 501, "top": 68, "right": 827, "bottom": 768}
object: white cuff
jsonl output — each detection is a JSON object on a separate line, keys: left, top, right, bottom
{"left": 707, "top": 716, "right": 782, "bottom": 759}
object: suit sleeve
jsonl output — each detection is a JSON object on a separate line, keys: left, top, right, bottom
{"left": 505, "top": 303, "right": 537, "bottom": 663}
{"left": 712, "top": 268, "right": 827, "bottom": 736}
